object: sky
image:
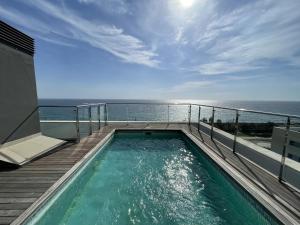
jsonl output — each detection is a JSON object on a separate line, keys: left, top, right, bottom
{"left": 1, "top": 0, "right": 300, "bottom": 101}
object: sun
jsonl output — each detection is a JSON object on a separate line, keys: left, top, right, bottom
{"left": 179, "top": 0, "right": 195, "bottom": 8}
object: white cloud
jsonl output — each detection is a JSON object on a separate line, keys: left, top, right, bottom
{"left": 78, "top": 0, "right": 128, "bottom": 15}
{"left": 171, "top": 74, "right": 259, "bottom": 92}
{"left": 171, "top": 80, "right": 214, "bottom": 92}
{"left": 2, "top": 0, "right": 299, "bottom": 72}
{"left": 194, "top": 0, "right": 300, "bottom": 74}
{"left": 1, "top": 0, "right": 158, "bottom": 67}
{"left": 194, "top": 61, "right": 262, "bottom": 75}
{"left": 33, "top": 0, "right": 158, "bottom": 67}
{"left": 290, "top": 57, "right": 300, "bottom": 67}
{"left": 0, "top": 4, "right": 74, "bottom": 47}
{"left": 0, "top": 5, "right": 50, "bottom": 34}
{"left": 224, "top": 75, "right": 263, "bottom": 81}
{"left": 35, "top": 35, "right": 75, "bottom": 47}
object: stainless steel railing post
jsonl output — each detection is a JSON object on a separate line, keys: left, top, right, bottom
{"left": 126, "top": 105, "right": 129, "bottom": 125}
{"left": 279, "top": 116, "right": 291, "bottom": 182}
{"left": 233, "top": 110, "right": 240, "bottom": 153}
{"left": 75, "top": 106, "right": 80, "bottom": 143}
{"left": 197, "top": 106, "right": 201, "bottom": 132}
{"left": 167, "top": 104, "right": 170, "bottom": 124}
{"left": 98, "top": 104, "right": 101, "bottom": 130}
{"left": 188, "top": 104, "right": 191, "bottom": 127}
{"left": 104, "top": 104, "right": 108, "bottom": 126}
{"left": 210, "top": 107, "right": 215, "bottom": 139}
{"left": 89, "top": 106, "right": 92, "bottom": 135}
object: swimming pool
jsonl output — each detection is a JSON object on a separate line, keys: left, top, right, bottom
{"left": 25, "top": 131, "right": 280, "bottom": 225}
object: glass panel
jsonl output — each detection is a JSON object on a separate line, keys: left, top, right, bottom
{"left": 107, "top": 104, "right": 168, "bottom": 122}
{"left": 169, "top": 105, "right": 189, "bottom": 123}
{"left": 200, "top": 106, "right": 213, "bottom": 124}
{"left": 107, "top": 104, "right": 126, "bottom": 121}
{"left": 190, "top": 105, "right": 199, "bottom": 129}
{"left": 127, "top": 104, "right": 167, "bottom": 122}
{"left": 39, "top": 107, "right": 76, "bottom": 121}
{"left": 199, "top": 106, "right": 213, "bottom": 136}
{"left": 213, "top": 108, "right": 236, "bottom": 148}
{"left": 236, "top": 111, "right": 287, "bottom": 177}
{"left": 282, "top": 117, "right": 300, "bottom": 187}
{"left": 214, "top": 108, "right": 236, "bottom": 135}
{"left": 100, "top": 105, "right": 105, "bottom": 124}
{"left": 91, "top": 106, "right": 99, "bottom": 132}
{"left": 290, "top": 117, "right": 300, "bottom": 133}
{"left": 78, "top": 107, "right": 90, "bottom": 138}
{"left": 39, "top": 106, "right": 77, "bottom": 140}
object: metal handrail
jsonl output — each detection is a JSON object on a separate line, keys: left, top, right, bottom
{"left": 103, "top": 102, "right": 299, "bottom": 184}
{"left": 39, "top": 105, "right": 77, "bottom": 108}
{"left": 76, "top": 103, "right": 106, "bottom": 108}
{"left": 38, "top": 103, "right": 300, "bottom": 119}
{"left": 39, "top": 103, "right": 106, "bottom": 143}
{"left": 39, "top": 101, "right": 300, "bottom": 184}
{"left": 102, "top": 102, "right": 300, "bottom": 119}
{"left": 106, "top": 102, "right": 190, "bottom": 105}
{"left": 190, "top": 103, "right": 300, "bottom": 119}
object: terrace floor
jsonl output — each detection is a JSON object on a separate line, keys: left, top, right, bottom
{"left": 0, "top": 123, "right": 299, "bottom": 225}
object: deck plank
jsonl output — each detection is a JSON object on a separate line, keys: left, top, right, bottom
{"left": 0, "top": 203, "right": 32, "bottom": 210}
{"left": 0, "top": 210, "right": 23, "bottom": 217}
{"left": 0, "top": 193, "right": 42, "bottom": 198}
{"left": 0, "top": 198, "right": 37, "bottom": 204}
{"left": 0, "top": 217, "right": 15, "bottom": 225}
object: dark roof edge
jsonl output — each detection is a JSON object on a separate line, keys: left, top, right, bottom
{"left": 0, "top": 20, "right": 34, "bottom": 56}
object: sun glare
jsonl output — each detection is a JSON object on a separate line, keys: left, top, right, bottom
{"left": 179, "top": 0, "right": 195, "bottom": 8}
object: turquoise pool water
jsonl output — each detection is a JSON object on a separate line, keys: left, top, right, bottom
{"left": 27, "top": 131, "right": 280, "bottom": 225}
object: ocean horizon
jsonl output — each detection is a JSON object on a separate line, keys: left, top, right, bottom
{"left": 39, "top": 99, "right": 300, "bottom": 116}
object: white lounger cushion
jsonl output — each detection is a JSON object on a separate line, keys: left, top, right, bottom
{"left": 0, "top": 134, "right": 65, "bottom": 165}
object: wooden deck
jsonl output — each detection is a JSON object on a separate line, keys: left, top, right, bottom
{"left": 0, "top": 123, "right": 299, "bottom": 224}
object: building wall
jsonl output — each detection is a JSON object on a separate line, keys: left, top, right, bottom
{"left": 0, "top": 43, "right": 40, "bottom": 144}
{"left": 271, "top": 127, "right": 300, "bottom": 161}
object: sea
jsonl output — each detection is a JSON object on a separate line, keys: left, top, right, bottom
{"left": 38, "top": 99, "right": 300, "bottom": 124}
